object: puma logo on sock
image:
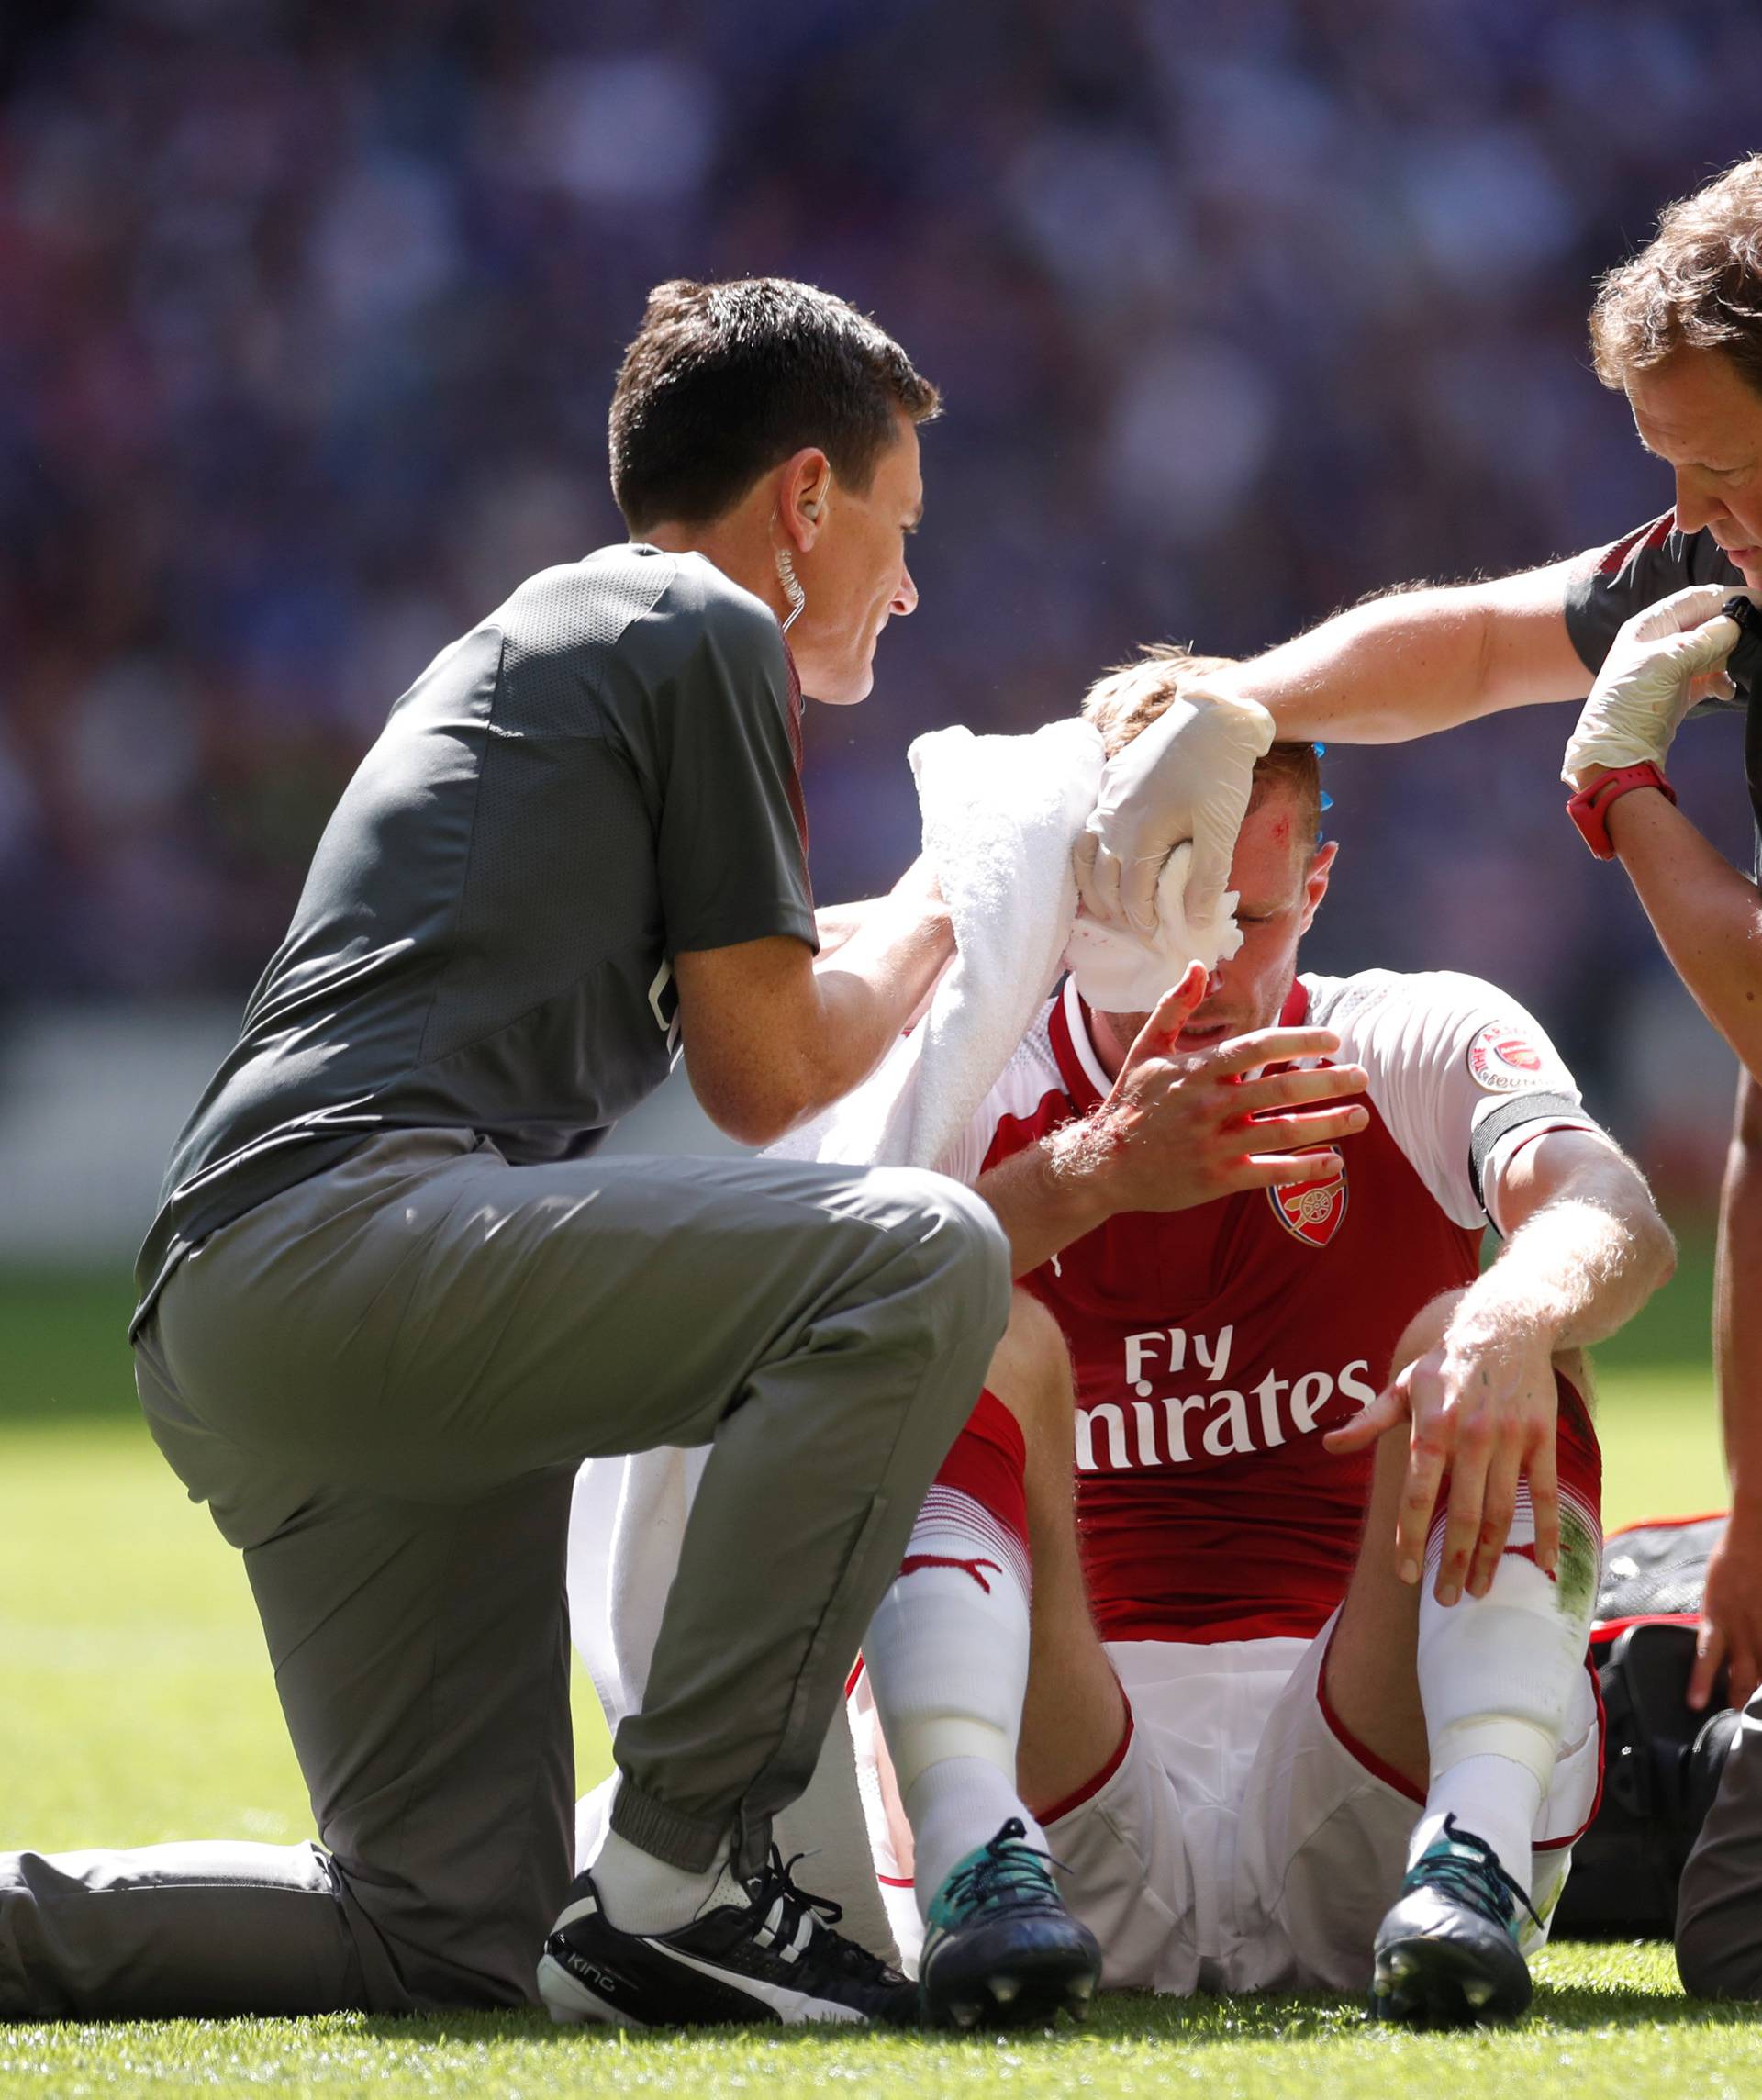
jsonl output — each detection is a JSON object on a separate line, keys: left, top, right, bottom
{"left": 899, "top": 1552, "right": 1002, "bottom": 1594}
{"left": 1502, "top": 1542, "right": 1556, "bottom": 1582}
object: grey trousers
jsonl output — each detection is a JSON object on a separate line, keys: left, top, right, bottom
{"left": 1678, "top": 1682, "right": 1762, "bottom": 1997}
{"left": 0, "top": 1131, "right": 1009, "bottom": 2017}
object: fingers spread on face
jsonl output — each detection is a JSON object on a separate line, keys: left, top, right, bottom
{"left": 1123, "top": 966, "right": 1209, "bottom": 1066}
{"left": 1243, "top": 1101, "right": 1368, "bottom": 1151}
{"left": 1236, "top": 1146, "right": 1344, "bottom": 1190}
{"left": 1231, "top": 1063, "right": 1368, "bottom": 1115}
{"left": 1210, "top": 1026, "right": 1344, "bottom": 1078}
{"left": 1153, "top": 963, "right": 1210, "bottom": 1040}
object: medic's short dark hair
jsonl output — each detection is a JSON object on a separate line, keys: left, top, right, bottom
{"left": 609, "top": 278, "right": 940, "bottom": 532}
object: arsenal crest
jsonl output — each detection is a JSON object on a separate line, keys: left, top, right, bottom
{"left": 1268, "top": 1161, "right": 1349, "bottom": 1247}
{"left": 1466, "top": 1022, "right": 1546, "bottom": 1092}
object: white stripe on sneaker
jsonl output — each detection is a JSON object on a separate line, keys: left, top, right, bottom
{"left": 640, "top": 1939, "right": 870, "bottom": 2025}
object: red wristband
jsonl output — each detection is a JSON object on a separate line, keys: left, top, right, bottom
{"left": 1565, "top": 762, "right": 1677, "bottom": 860}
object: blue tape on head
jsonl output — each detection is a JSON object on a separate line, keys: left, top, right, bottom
{"left": 1320, "top": 790, "right": 1334, "bottom": 811}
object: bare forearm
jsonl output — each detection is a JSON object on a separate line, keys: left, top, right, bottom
{"left": 814, "top": 895, "right": 887, "bottom": 960}
{"left": 1462, "top": 1170, "right": 1673, "bottom": 1353}
{"left": 1607, "top": 790, "right": 1762, "bottom": 1078}
{"left": 677, "top": 894, "right": 952, "bottom": 1145}
{"left": 976, "top": 1126, "right": 1117, "bottom": 1277}
{"left": 797, "top": 887, "right": 953, "bottom": 1112}
{"left": 1717, "top": 1104, "right": 1762, "bottom": 1514}
{"left": 1221, "top": 561, "right": 1587, "bottom": 743}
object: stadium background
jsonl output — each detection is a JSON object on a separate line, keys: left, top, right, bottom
{"left": 4, "top": 0, "right": 1760, "bottom": 1267}
{"left": 0, "top": 5, "right": 1755, "bottom": 2075}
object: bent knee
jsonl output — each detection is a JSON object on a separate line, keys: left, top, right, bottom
{"left": 1676, "top": 1770, "right": 1762, "bottom": 1999}
{"left": 913, "top": 1171, "right": 1010, "bottom": 1306}
{"left": 868, "top": 1167, "right": 1010, "bottom": 1340}
{"left": 984, "top": 1290, "right": 1072, "bottom": 1433}
{"left": 1677, "top": 1902, "right": 1762, "bottom": 2001}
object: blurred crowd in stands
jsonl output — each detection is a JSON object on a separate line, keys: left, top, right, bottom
{"left": 3, "top": 0, "right": 1759, "bottom": 1174}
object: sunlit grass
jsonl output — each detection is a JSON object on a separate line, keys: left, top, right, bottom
{"left": 0, "top": 1260, "right": 1751, "bottom": 2094}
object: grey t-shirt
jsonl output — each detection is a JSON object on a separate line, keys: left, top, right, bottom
{"left": 1562, "top": 508, "right": 1760, "bottom": 865}
{"left": 134, "top": 544, "right": 815, "bottom": 1326}
{"left": 1562, "top": 509, "right": 1745, "bottom": 668}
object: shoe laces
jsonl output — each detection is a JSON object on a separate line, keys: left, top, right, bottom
{"left": 1402, "top": 1814, "right": 1543, "bottom": 1939}
{"left": 742, "top": 1848, "right": 902, "bottom": 1986}
{"left": 938, "top": 1817, "right": 1060, "bottom": 1916}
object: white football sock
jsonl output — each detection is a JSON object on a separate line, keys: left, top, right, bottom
{"left": 591, "top": 1818, "right": 742, "bottom": 1936}
{"left": 1410, "top": 1755, "right": 1543, "bottom": 1898}
{"left": 1411, "top": 1485, "right": 1600, "bottom": 1899}
{"left": 904, "top": 1756, "right": 1041, "bottom": 1912}
{"left": 862, "top": 1475, "right": 1040, "bottom": 1918}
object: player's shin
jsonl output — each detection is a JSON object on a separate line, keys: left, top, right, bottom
{"left": 1411, "top": 1390, "right": 1603, "bottom": 1899}
{"left": 860, "top": 1391, "right": 1042, "bottom": 1914}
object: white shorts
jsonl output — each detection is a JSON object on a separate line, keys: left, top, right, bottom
{"left": 856, "top": 1610, "right": 1600, "bottom": 1992}
{"left": 1038, "top": 1612, "right": 1602, "bottom": 1994}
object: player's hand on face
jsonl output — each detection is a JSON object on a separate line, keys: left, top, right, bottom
{"left": 1562, "top": 583, "right": 1741, "bottom": 790}
{"left": 1088, "top": 965, "right": 1369, "bottom": 1212}
{"left": 1328, "top": 1316, "right": 1560, "bottom": 1605}
{"left": 1074, "top": 686, "right": 1276, "bottom": 934}
{"left": 1690, "top": 1514, "right": 1762, "bottom": 1713}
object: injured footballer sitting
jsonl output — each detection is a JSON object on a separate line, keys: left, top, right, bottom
{"left": 569, "top": 644, "right": 1676, "bottom": 2029}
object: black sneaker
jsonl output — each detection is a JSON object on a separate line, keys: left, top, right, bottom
{"left": 1369, "top": 1815, "right": 1541, "bottom": 2027}
{"left": 919, "top": 1818, "right": 1101, "bottom": 2030}
{"left": 537, "top": 1846, "right": 919, "bottom": 2028}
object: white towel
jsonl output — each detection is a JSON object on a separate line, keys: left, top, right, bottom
{"left": 570, "top": 1441, "right": 710, "bottom": 1727}
{"left": 568, "top": 716, "right": 1242, "bottom": 1949}
{"left": 568, "top": 1455, "right": 895, "bottom": 1957}
{"left": 771, "top": 715, "right": 1105, "bottom": 1173}
{"left": 773, "top": 717, "right": 1243, "bottom": 1172}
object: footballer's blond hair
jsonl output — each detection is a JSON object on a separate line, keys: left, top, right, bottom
{"left": 1590, "top": 155, "right": 1762, "bottom": 396}
{"left": 1080, "top": 642, "right": 1322, "bottom": 843}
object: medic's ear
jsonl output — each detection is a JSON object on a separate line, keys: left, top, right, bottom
{"left": 775, "top": 448, "right": 831, "bottom": 547}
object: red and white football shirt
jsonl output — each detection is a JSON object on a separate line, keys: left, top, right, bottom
{"left": 940, "top": 968, "right": 1598, "bottom": 1647}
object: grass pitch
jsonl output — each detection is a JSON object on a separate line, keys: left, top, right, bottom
{"left": 7, "top": 1956, "right": 1762, "bottom": 2100}
{"left": 1, "top": 1256, "right": 1756, "bottom": 2094}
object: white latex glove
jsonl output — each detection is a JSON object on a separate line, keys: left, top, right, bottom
{"left": 1065, "top": 842, "right": 1243, "bottom": 1011}
{"left": 1562, "top": 584, "right": 1740, "bottom": 788}
{"left": 1073, "top": 682, "right": 1276, "bottom": 933}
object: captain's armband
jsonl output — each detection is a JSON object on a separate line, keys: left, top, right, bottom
{"left": 1467, "top": 1093, "right": 1590, "bottom": 1221}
